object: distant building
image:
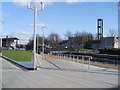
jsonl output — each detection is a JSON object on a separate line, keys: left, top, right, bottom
{"left": 92, "top": 37, "right": 119, "bottom": 49}
{"left": 18, "top": 39, "right": 29, "bottom": 45}
{"left": 57, "top": 37, "right": 119, "bottom": 50}
{"left": 56, "top": 37, "right": 84, "bottom": 49}
{"left": 2, "top": 36, "right": 19, "bottom": 49}
{"left": 2, "top": 36, "right": 30, "bottom": 50}
{"left": 17, "top": 39, "right": 29, "bottom": 50}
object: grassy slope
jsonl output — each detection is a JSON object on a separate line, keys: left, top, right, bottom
{"left": 3, "top": 50, "right": 32, "bottom": 61}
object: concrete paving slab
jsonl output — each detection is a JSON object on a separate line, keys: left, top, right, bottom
{"left": 1, "top": 57, "right": 119, "bottom": 88}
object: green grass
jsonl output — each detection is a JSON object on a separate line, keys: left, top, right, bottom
{"left": 2, "top": 50, "right": 32, "bottom": 61}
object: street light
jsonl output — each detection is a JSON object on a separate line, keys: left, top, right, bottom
{"left": 36, "top": 24, "right": 46, "bottom": 55}
{"left": 27, "top": 0, "right": 44, "bottom": 70}
{"left": 37, "top": 34, "right": 39, "bottom": 53}
{"left": 41, "top": 25, "right": 46, "bottom": 60}
{"left": 0, "top": 21, "right": 4, "bottom": 56}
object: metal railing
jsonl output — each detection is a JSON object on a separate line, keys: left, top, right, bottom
{"left": 56, "top": 54, "right": 92, "bottom": 69}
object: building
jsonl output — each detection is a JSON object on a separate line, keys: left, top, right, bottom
{"left": 17, "top": 39, "right": 29, "bottom": 50}
{"left": 2, "top": 36, "right": 30, "bottom": 50}
{"left": 55, "top": 37, "right": 85, "bottom": 49}
{"left": 2, "top": 36, "right": 19, "bottom": 49}
{"left": 92, "top": 37, "right": 119, "bottom": 49}
{"left": 97, "top": 18, "right": 103, "bottom": 40}
{"left": 92, "top": 18, "right": 119, "bottom": 49}
{"left": 57, "top": 36, "right": 119, "bottom": 50}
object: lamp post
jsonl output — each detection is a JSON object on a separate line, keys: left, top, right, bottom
{"left": 0, "top": 21, "right": 3, "bottom": 56}
{"left": 37, "top": 34, "right": 39, "bottom": 53}
{"left": 27, "top": 0, "right": 44, "bottom": 70}
{"left": 41, "top": 25, "right": 46, "bottom": 60}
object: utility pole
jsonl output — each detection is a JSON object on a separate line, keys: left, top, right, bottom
{"left": 27, "top": 0, "right": 44, "bottom": 70}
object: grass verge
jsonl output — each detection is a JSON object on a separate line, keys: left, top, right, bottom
{"left": 2, "top": 50, "right": 32, "bottom": 62}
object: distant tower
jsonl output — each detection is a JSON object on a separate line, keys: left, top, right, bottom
{"left": 97, "top": 19, "right": 103, "bottom": 40}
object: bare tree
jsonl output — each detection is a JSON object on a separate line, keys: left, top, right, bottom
{"left": 108, "top": 29, "right": 118, "bottom": 37}
{"left": 47, "top": 32, "right": 61, "bottom": 48}
{"left": 65, "top": 30, "right": 73, "bottom": 39}
{"left": 26, "top": 34, "right": 42, "bottom": 50}
{"left": 48, "top": 32, "right": 61, "bottom": 42}
{"left": 74, "top": 31, "right": 82, "bottom": 44}
{"left": 74, "top": 31, "right": 94, "bottom": 48}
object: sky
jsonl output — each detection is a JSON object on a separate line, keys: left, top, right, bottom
{"left": 1, "top": 1, "right": 118, "bottom": 40}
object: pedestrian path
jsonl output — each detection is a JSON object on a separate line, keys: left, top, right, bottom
{"left": 1, "top": 57, "right": 119, "bottom": 88}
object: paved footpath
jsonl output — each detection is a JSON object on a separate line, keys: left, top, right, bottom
{"left": 0, "top": 57, "right": 119, "bottom": 88}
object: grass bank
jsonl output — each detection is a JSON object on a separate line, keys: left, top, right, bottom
{"left": 2, "top": 50, "right": 32, "bottom": 61}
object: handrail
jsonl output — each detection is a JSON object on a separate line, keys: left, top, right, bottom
{"left": 57, "top": 53, "right": 92, "bottom": 69}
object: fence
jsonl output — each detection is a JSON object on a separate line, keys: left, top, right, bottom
{"left": 51, "top": 52, "right": 119, "bottom": 69}
{"left": 56, "top": 53, "right": 92, "bottom": 69}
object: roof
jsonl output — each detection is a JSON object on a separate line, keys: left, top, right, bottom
{"left": 2, "top": 37, "right": 19, "bottom": 40}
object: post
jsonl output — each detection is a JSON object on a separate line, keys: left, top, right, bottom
{"left": 69, "top": 55, "right": 71, "bottom": 61}
{"left": 33, "top": 6, "right": 37, "bottom": 70}
{"left": 67, "top": 54, "right": 68, "bottom": 60}
{"left": 64, "top": 55, "right": 65, "bottom": 60}
{"left": 77, "top": 56, "right": 78, "bottom": 63}
{"left": 28, "top": 1, "right": 44, "bottom": 70}
{"left": 0, "top": 23, "right": 2, "bottom": 56}
{"left": 37, "top": 34, "right": 38, "bottom": 53}
{"left": 88, "top": 57, "right": 90, "bottom": 69}
{"left": 42, "top": 28, "right": 44, "bottom": 60}
{"left": 73, "top": 55, "right": 74, "bottom": 62}
{"left": 0, "top": 37, "right": 2, "bottom": 56}
{"left": 82, "top": 57, "right": 84, "bottom": 67}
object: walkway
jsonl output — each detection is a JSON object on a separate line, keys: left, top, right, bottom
{"left": 0, "top": 56, "right": 119, "bottom": 88}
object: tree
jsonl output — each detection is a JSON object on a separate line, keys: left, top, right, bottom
{"left": 47, "top": 32, "right": 61, "bottom": 48}
{"left": 85, "top": 32, "right": 94, "bottom": 48}
{"left": 26, "top": 37, "right": 33, "bottom": 50}
{"left": 74, "top": 31, "right": 94, "bottom": 48}
{"left": 26, "top": 34, "right": 43, "bottom": 50}
{"left": 108, "top": 29, "right": 118, "bottom": 37}
{"left": 64, "top": 30, "right": 73, "bottom": 39}
{"left": 74, "top": 31, "right": 82, "bottom": 44}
